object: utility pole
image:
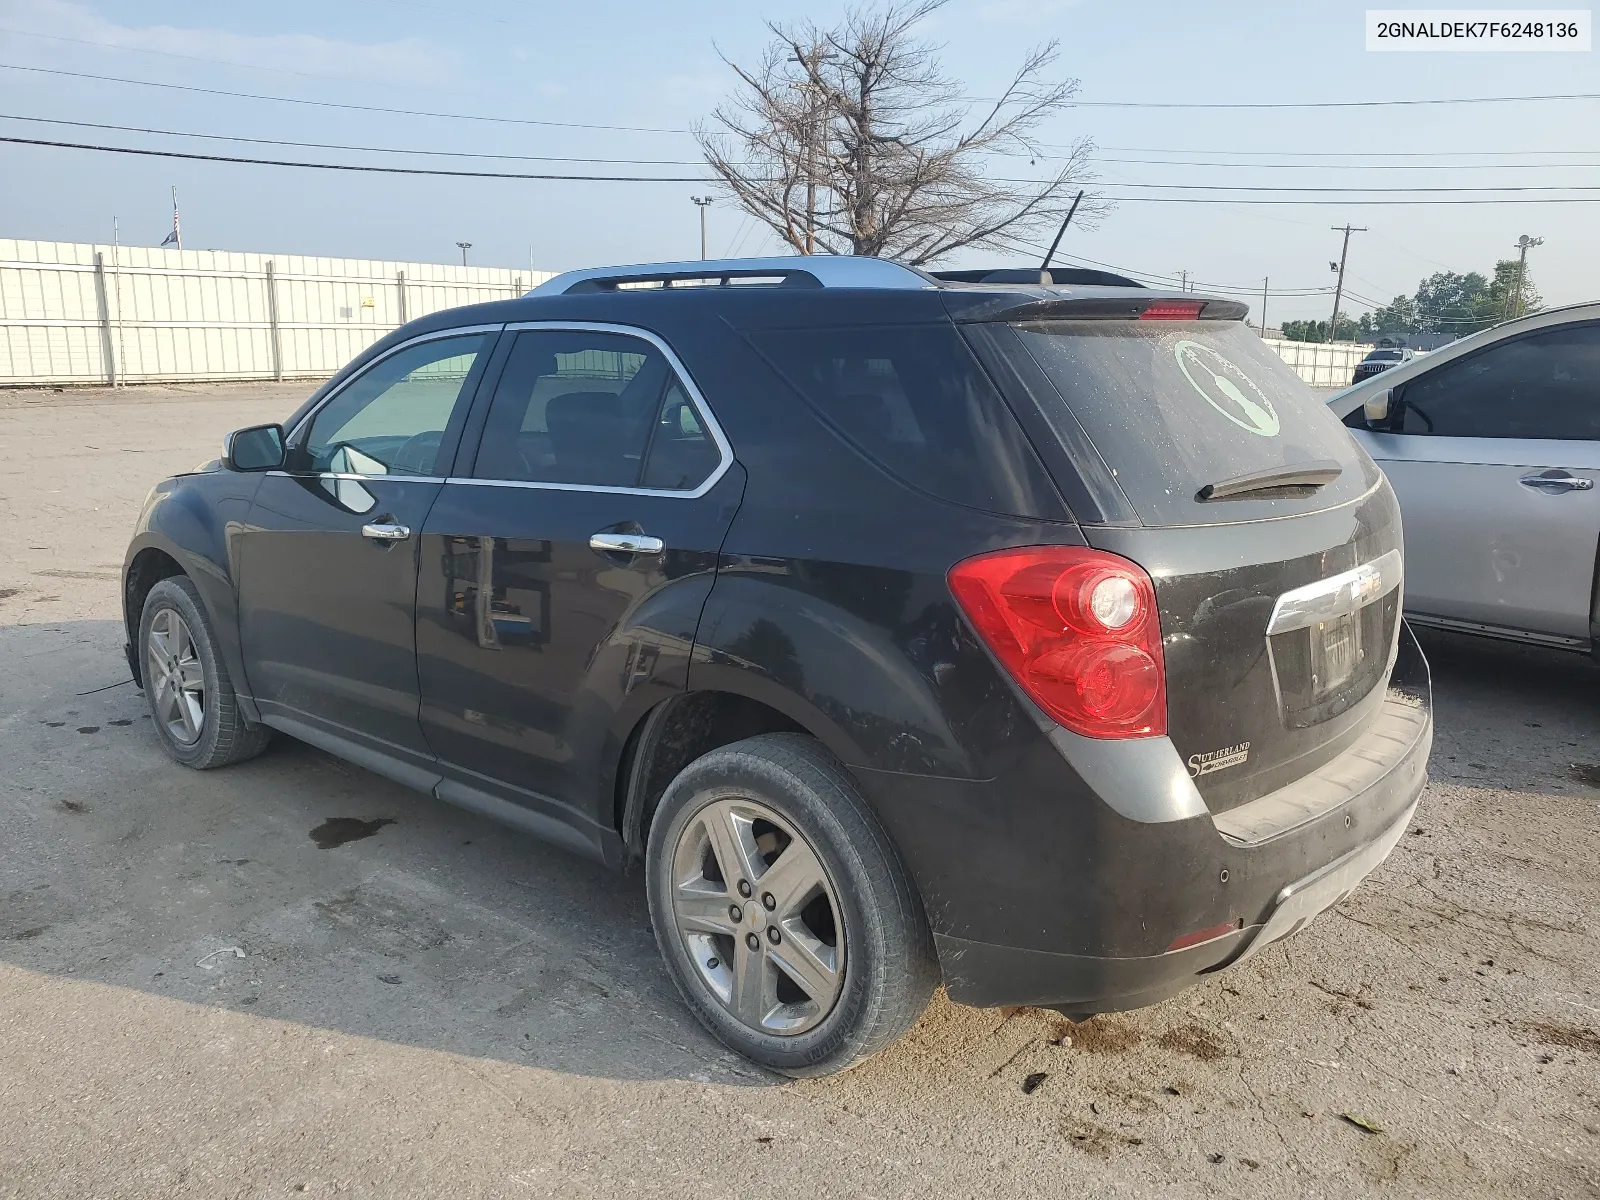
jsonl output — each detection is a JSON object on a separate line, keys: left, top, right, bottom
{"left": 456, "top": 241, "right": 472, "bottom": 267}
{"left": 1510, "top": 234, "right": 1543, "bottom": 319}
{"left": 691, "top": 196, "right": 714, "bottom": 259}
{"left": 1327, "top": 224, "right": 1366, "bottom": 343}
{"left": 1260, "top": 277, "right": 1269, "bottom": 337}
{"left": 1177, "top": 270, "right": 1188, "bottom": 292}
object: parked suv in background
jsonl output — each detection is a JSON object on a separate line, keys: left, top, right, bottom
{"left": 1335, "top": 302, "right": 1600, "bottom": 656}
{"left": 1352, "top": 344, "right": 1418, "bottom": 385}
{"left": 123, "top": 256, "right": 1431, "bottom": 1075}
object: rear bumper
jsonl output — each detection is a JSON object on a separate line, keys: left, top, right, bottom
{"left": 859, "top": 624, "right": 1432, "bottom": 1013}
{"left": 934, "top": 797, "right": 1418, "bottom": 1011}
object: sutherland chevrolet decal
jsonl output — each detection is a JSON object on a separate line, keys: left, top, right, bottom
{"left": 1188, "top": 741, "right": 1251, "bottom": 778}
{"left": 1174, "top": 340, "right": 1280, "bottom": 437}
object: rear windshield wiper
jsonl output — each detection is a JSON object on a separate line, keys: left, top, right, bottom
{"left": 1197, "top": 460, "right": 1343, "bottom": 501}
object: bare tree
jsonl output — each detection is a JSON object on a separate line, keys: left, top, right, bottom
{"left": 697, "top": 0, "right": 1101, "bottom": 265}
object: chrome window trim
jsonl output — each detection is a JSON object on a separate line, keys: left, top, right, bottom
{"left": 1266, "top": 548, "right": 1404, "bottom": 636}
{"left": 445, "top": 320, "right": 734, "bottom": 500}
{"left": 264, "top": 470, "right": 440, "bottom": 485}
{"left": 283, "top": 323, "right": 507, "bottom": 450}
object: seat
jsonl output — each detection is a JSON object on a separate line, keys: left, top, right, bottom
{"left": 545, "top": 391, "right": 635, "bottom": 486}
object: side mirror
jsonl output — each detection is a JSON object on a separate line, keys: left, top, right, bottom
{"left": 223, "top": 423, "right": 285, "bottom": 471}
{"left": 1362, "top": 388, "right": 1393, "bottom": 428}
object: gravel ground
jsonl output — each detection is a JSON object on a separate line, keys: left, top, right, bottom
{"left": 1, "top": 382, "right": 1596, "bottom": 1199}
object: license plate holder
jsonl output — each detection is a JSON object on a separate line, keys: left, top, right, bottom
{"left": 1312, "top": 611, "right": 1362, "bottom": 697}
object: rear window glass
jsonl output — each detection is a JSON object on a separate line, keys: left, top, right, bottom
{"left": 1010, "top": 322, "right": 1368, "bottom": 527}
{"left": 747, "top": 324, "right": 1055, "bottom": 515}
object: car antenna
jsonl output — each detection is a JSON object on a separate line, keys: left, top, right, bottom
{"left": 1038, "top": 190, "right": 1085, "bottom": 285}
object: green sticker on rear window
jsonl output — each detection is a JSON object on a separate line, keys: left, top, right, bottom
{"left": 1174, "top": 340, "right": 1280, "bottom": 437}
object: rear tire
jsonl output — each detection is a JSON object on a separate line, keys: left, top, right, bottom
{"left": 138, "top": 576, "right": 272, "bottom": 770}
{"left": 645, "top": 732, "right": 937, "bottom": 1076}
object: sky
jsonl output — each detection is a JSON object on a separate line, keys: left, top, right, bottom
{"left": 0, "top": 0, "right": 1596, "bottom": 324}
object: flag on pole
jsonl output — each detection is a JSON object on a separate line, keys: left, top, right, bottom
{"left": 160, "top": 186, "right": 181, "bottom": 249}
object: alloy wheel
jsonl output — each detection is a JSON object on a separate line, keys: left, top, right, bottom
{"left": 668, "top": 795, "right": 845, "bottom": 1036}
{"left": 147, "top": 607, "right": 205, "bottom": 746}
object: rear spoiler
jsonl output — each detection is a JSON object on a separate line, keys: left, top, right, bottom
{"left": 961, "top": 294, "right": 1250, "bottom": 323}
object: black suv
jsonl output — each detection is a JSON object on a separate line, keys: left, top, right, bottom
{"left": 122, "top": 256, "right": 1431, "bottom": 1075}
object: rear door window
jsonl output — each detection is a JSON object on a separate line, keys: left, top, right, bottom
{"left": 471, "top": 329, "right": 722, "bottom": 490}
{"left": 1005, "top": 321, "right": 1371, "bottom": 527}
{"left": 746, "top": 323, "right": 1056, "bottom": 515}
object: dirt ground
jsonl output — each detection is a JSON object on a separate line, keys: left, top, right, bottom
{"left": 1, "top": 381, "right": 1597, "bottom": 1199}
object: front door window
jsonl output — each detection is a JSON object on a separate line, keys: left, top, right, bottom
{"left": 302, "top": 333, "right": 491, "bottom": 476}
{"left": 1395, "top": 323, "right": 1600, "bottom": 439}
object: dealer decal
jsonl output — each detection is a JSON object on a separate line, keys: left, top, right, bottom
{"left": 1173, "top": 340, "right": 1280, "bottom": 437}
{"left": 1188, "top": 741, "right": 1251, "bottom": 778}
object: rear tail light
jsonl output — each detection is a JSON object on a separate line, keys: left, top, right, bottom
{"left": 1140, "top": 301, "right": 1204, "bottom": 320}
{"left": 948, "top": 546, "right": 1166, "bottom": 738}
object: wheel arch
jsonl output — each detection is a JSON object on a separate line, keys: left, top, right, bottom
{"left": 613, "top": 689, "right": 823, "bottom": 864}
{"left": 122, "top": 529, "right": 254, "bottom": 716}
{"left": 123, "top": 539, "right": 189, "bottom": 686}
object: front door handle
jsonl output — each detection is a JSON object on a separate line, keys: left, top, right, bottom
{"left": 589, "top": 531, "right": 665, "bottom": 555}
{"left": 361, "top": 521, "right": 412, "bottom": 541}
{"left": 1519, "top": 470, "right": 1595, "bottom": 494}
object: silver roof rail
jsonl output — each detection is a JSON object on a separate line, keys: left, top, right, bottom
{"left": 526, "top": 255, "right": 936, "bottom": 296}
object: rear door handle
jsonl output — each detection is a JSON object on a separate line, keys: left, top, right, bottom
{"left": 1519, "top": 470, "right": 1594, "bottom": 493}
{"left": 589, "top": 531, "right": 665, "bottom": 555}
{"left": 361, "top": 521, "right": 412, "bottom": 541}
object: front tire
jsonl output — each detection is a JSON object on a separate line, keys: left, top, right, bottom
{"left": 645, "top": 733, "right": 938, "bottom": 1076}
{"left": 138, "top": 576, "right": 272, "bottom": 769}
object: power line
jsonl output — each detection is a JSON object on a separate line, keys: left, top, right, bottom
{"left": 0, "top": 135, "right": 706, "bottom": 180}
{"left": 1049, "top": 195, "right": 1600, "bottom": 206}
{"left": 13, "top": 135, "right": 1600, "bottom": 204}
{"left": 987, "top": 231, "right": 1335, "bottom": 296}
{"left": 1095, "top": 155, "right": 1600, "bottom": 171}
{"left": 15, "top": 113, "right": 1597, "bottom": 178}
{"left": 1014, "top": 178, "right": 1600, "bottom": 194}
{"left": 1099, "top": 144, "right": 1600, "bottom": 158}
{"left": 0, "top": 113, "right": 709, "bottom": 165}
{"left": 1064, "top": 92, "right": 1600, "bottom": 110}
{"left": 7, "top": 61, "right": 1600, "bottom": 137}
{"left": 0, "top": 62, "right": 693, "bottom": 134}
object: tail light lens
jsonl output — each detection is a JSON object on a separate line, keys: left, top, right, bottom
{"left": 948, "top": 546, "right": 1166, "bottom": 738}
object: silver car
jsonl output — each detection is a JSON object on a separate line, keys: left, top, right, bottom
{"left": 1331, "top": 303, "right": 1600, "bottom": 656}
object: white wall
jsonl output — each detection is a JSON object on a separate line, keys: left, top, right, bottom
{"left": 1263, "top": 337, "right": 1374, "bottom": 388}
{"left": 0, "top": 239, "right": 553, "bottom": 386}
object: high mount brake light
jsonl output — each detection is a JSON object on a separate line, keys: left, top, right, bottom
{"left": 948, "top": 546, "right": 1167, "bottom": 739}
{"left": 1140, "top": 301, "right": 1204, "bottom": 320}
